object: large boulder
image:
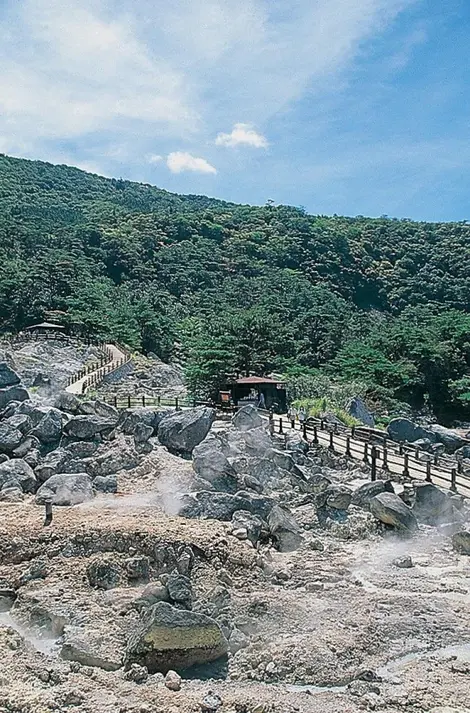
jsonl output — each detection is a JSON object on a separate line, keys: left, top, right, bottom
{"left": 35, "top": 448, "right": 70, "bottom": 483}
{"left": 158, "top": 407, "right": 215, "bottom": 455}
{"left": 0, "top": 459, "right": 36, "bottom": 493}
{"left": 370, "top": 492, "right": 418, "bottom": 532}
{"left": 35, "top": 472, "right": 94, "bottom": 505}
{"left": 352, "top": 480, "right": 394, "bottom": 510}
{"left": 387, "top": 418, "right": 435, "bottom": 444}
{"left": 61, "top": 627, "right": 123, "bottom": 671}
{"left": 426, "top": 425, "right": 469, "bottom": 454}
{"left": 179, "top": 491, "right": 273, "bottom": 521}
{"left": 413, "top": 482, "right": 461, "bottom": 526}
{"left": 0, "top": 385, "right": 29, "bottom": 410}
{"left": 63, "top": 416, "right": 116, "bottom": 440}
{"left": 86, "top": 442, "right": 140, "bottom": 478}
{"left": 125, "top": 601, "right": 228, "bottom": 673}
{"left": 0, "top": 421, "right": 24, "bottom": 453}
{"left": 231, "top": 404, "right": 263, "bottom": 431}
{"left": 31, "top": 409, "right": 63, "bottom": 444}
{"left": 0, "top": 363, "right": 20, "bottom": 388}
{"left": 452, "top": 531, "right": 470, "bottom": 555}
{"left": 316, "top": 484, "right": 352, "bottom": 511}
{"left": 347, "top": 397, "right": 374, "bottom": 427}
{"left": 455, "top": 445, "right": 470, "bottom": 460}
{"left": 268, "top": 504, "right": 303, "bottom": 552}
{"left": 119, "top": 407, "right": 170, "bottom": 435}
{"left": 227, "top": 426, "right": 273, "bottom": 459}
{"left": 54, "top": 391, "right": 81, "bottom": 414}
{"left": 192, "top": 433, "right": 238, "bottom": 492}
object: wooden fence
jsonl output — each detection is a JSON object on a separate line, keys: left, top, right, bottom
{"left": 269, "top": 415, "right": 470, "bottom": 498}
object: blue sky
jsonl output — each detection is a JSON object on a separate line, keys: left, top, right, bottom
{"left": 0, "top": 0, "right": 468, "bottom": 221}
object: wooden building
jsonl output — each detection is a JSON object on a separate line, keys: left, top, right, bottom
{"left": 220, "top": 375, "right": 286, "bottom": 412}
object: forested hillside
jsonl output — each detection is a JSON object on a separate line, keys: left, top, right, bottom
{"left": 1, "top": 153, "right": 470, "bottom": 420}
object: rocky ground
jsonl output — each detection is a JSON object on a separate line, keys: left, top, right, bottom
{"left": 0, "top": 349, "right": 469, "bottom": 713}
{"left": 96, "top": 351, "right": 186, "bottom": 401}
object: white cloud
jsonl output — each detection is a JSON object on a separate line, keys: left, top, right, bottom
{"left": 0, "top": 0, "right": 416, "bottom": 179}
{"left": 167, "top": 152, "right": 217, "bottom": 175}
{"left": 215, "top": 123, "right": 268, "bottom": 148}
{"left": 146, "top": 154, "right": 164, "bottom": 164}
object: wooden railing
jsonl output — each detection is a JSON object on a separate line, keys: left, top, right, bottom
{"left": 66, "top": 343, "right": 132, "bottom": 394}
{"left": 268, "top": 415, "right": 470, "bottom": 498}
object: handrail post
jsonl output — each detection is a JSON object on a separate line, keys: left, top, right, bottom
{"left": 403, "top": 453, "right": 410, "bottom": 478}
{"left": 291, "top": 418, "right": 295, "bottom": 429}
{"left": 142, "top": 394, "right": 146, "bottom": 407}
{"left": 175, "top": 397, "right": 179, "bottom": 411}
{"left": 329, "top": 431, "right": 334, "bottom": 451}
{"left": 346, "top": 435, "right": 351, "bottom": 457}
{"left": 279, "top": 418, "right": 283, "bottom": 434}
{"left": 371, "top": 446, "right": 377, "bottom": 481}
{"left": 302, "top": 423, "right": 307, "bottom": 439}
{"left": 382, "top": 445, "right": 388, "bottom": 470}
{"left": 363, "top": 442, "right": 368, "bottom": 463}
{"left": 434, "top": 453, "right": 439, "bottom": 466}
{"left": 457, "top": 458, "right": 463, "bottom": 474}
{"left": 313, "top": 426, "right": 318, "bottom": 445}
{"left": 415, "top": 446, "right": 420, "bottom": 460}
{"left": 157, "top": 396, "right": 161, "bottom": 407}
{"left": 114, "top": 396, "right": 117, "bottom": 408}
{"left": 451, "top": 468, "right": 457, "bottom": 493}
{"left": 127, "top": 394, "right": 131, "bottom": 409}
{"left": 426, "top": 461, "right": 432, "bottom": 482}
{"left": 351, "top": 425, "right": 355, "bottom": 438}
{"left": 320, "top": 419, "right": 324, "bottom": 431}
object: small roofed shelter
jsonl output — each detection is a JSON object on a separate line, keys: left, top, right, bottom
{"left": 24, "top": 322, "right": 65, "bottom": 336}
{"left": 223, "top": 376, "right": 286, "bottom": 413}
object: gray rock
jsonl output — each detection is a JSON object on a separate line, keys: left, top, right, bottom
{"left": 125, "top": 556, "right": 150, "bottom": 583}
{"left": 86, "top": 443, "right": 140, "bottom": 478}
{"left": 387, "top": 418, "right": 435, "bottom": 444}
{"left": 251, "top": 458, "right": 290, "bottom": 487}
{"left": 352, "top": 481, "right": 394, "bottom": 510}
{"left": 133, "top": 582, "right": 170, "bottom": 610}
{"left": 35, "top": 448, "right": 70, "bottom": 483}
{"left": 0, "top": 386, "right": 29, "bottom": 409}
{"left": 119, "top": 407, "right": 169, "bottom": 435}
{"left": 64, "top": 441, "right": 99, "bottom": 459}
{"left": 158, "top": 407, "right": 216, "bottom": 454}
{"left": 268, "top": 504, "right": 303, "bottom": 552}
{"left": 125, "top": 601, "right": 228, "bottom": 673}
{"left": 133, "top": 423, "right": 154, "bottom": 444}
{"left": 413, "top": 482, "right": 461, "bottom": 526}
{"left": 12, "top": 436, "right": 39, "bottom": 459}
{"left": 347, "top": 397, "right": 374, "bottom": 426}
{"left": 6, "top": 414, "right": 32, "bottom": 435}
{"left": 61, "top": 628, "right": 122, "bottom": 671}
{"left": 0, "top": 363, "right": 20, "bottom": 388}
{"left": 427, "top": 424, "right": 469, "bottom": 454}
{"left": 284, "top": 429, "right": 309, "bottom": 455}
{"left": 229, "top": 627, "right": 249, "bottom": 654}
{"left": 24, "top": 448, "right": 40, "bottom": 469}
{"left": 413, "top": 438, "right": 434, "bottom": 452}
{"left": 316, "top": 485, "right": 352, "bottom": 511}
{"left": 369, "top": 492, "right": 418, "bottom": 532}
{"left": 231, "top": 404, "right": 263, "bottom": 431}
{"left": 86, "top": 555, "right": 123, "bottom": 589}
{"left": 0, "top": 486, "right": 23, "bottom": 502}
{"left": 54, "top": 391, "right": 81, "bottom": 414}
{"left": 227, "top": 426, "right": 273, "bottom": 459}
{"left": 452, "top": 530, "right": 470, "bottom": 555}
{"left": 179, "top": 491, "right": 274, "bottom": 521}
{"left": 231, "top": 510, "right": 263, "bottom": 545}
{"left": 167, "top": 573, "right": 192, "bottom": 609}
{"left": 124, "top": 663, "right": 148, "bottom": 684}
{"left": 0, "top": 458, "right": 36, "bottom": 493}
{"left": 35, "top": 472, "right": 94, "bottom": 505}
{"left": 63, "top": 416, "right": 116, "bottom": 440}
{"left": 455, "top": 445, "right": 470, "bottom": 460}
{"left": 164, "top": 669, "right": 181, "bottom": 690}
{"left": 0, "top": 588, "right": 16, "bottom": 611}
{"left": 192, "top": 433, "right": 238, "bottom": 493}
{"left": 200, "top": 693, "right": 223, "bottom": 712}
{"left": 393, "top": 556, "right": 413, "bottom": 568}
{"left": 0, "top": 421, "right": 24, "bottom": 453}
{"left": 93, "top": 474, "right": 117, "bottom": 493}
{"left": 92, "top": 400, "right": 119, "bottom": 424}
{"left": 31, "top": 409, "right": 63, "bottom": 444}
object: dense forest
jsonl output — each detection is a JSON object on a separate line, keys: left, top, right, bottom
{"left": 1, "top": 153, "right": 470, "bottom": 421}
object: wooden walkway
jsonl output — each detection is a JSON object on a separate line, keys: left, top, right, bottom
{"left": 271, "top": 416, "right": 470, "bottom": 499}
{"left": 66, "top": 343, "right": 130, "bottom": 395}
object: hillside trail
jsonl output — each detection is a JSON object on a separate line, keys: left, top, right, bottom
{"left": 65, "top": 343, "right": 127, "bottom": 395}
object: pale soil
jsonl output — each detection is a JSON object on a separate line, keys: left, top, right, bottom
{"left": 1, "top": 483, "right": 470, "bottom": 712}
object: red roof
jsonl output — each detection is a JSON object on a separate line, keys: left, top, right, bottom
{"left": 235, "top": 376, "right": 281, "bottom": 385}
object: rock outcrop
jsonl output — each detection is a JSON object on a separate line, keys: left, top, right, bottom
{"left": 35, "top": 472, "right": 94, "bottom": 505}
{"left": 157, "top": 407, "right": 215, "bottom": 454}
{"left": 369, "top": 492, "right": 418, "bottom": 532}
{"left": 125, "top": 601, "right": 228, "bottom": 673}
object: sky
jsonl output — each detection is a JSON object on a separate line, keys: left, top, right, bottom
{"left": 0, "top": 0, "right": 469, "bottom": 221}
